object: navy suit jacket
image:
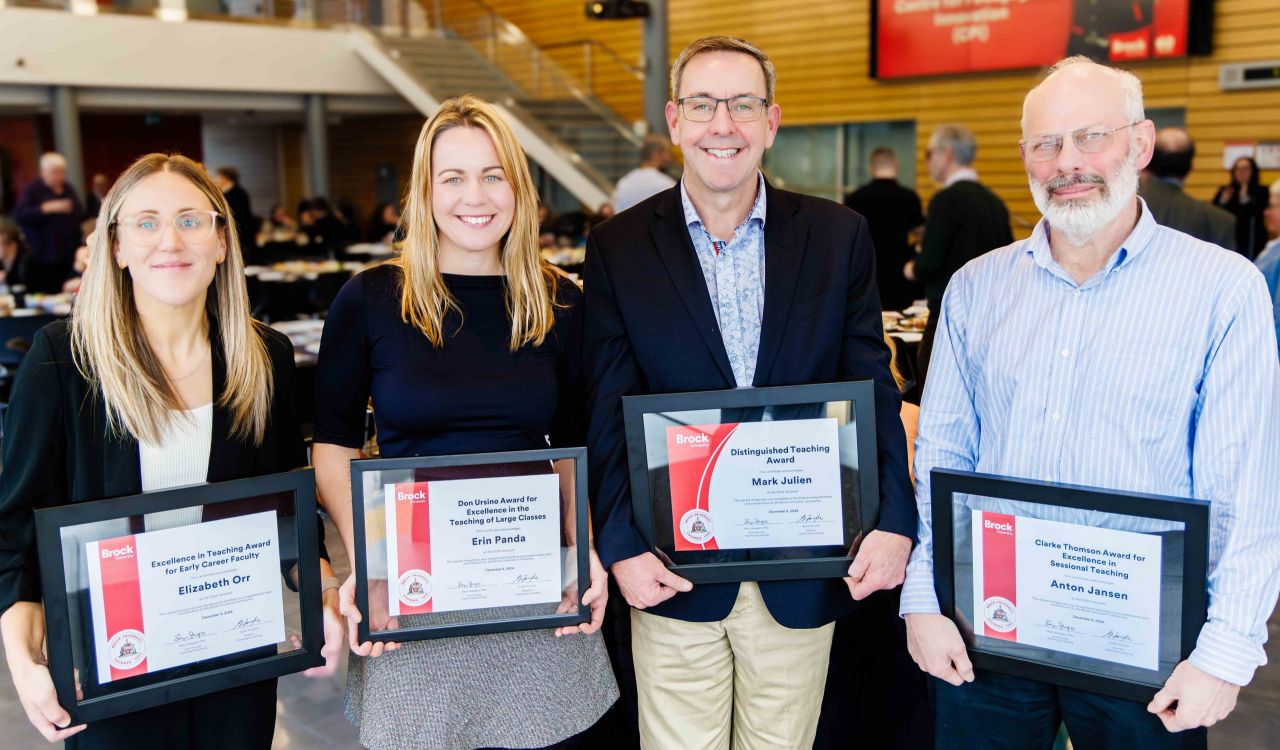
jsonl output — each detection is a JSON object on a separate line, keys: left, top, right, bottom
{"left": 583, "top": 180, "right": 916, "bottom": 629}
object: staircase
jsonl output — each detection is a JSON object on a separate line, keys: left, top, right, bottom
{"left": 518, "top": 98, "right": 639, "bottom": 185}
{"left": 379, "top": 35, "right": 519, "bottom": 105}
{"left": 365, "top": 0, "right": 643, "bottom": 207}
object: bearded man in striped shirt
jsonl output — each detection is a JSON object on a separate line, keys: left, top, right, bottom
{"left": 899, "top": 56, "right": 1280, "bottom": 749}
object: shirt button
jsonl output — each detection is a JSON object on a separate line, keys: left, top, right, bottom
{"left": 1060, "top": 348, "right": 1070, "bottom": 358}
{"left": 1052, "top": 412, "right": 1061, "bottom": 421}
{"left": 1044, "top": 474, "right": 1052, "bottom": 482}
{"left": 1073, "top": 289, "right": 1081, "bottom": 297}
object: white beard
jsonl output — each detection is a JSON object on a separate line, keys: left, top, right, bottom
{"left": 1030, "top": 145, "right": 1140, "bottom": 245}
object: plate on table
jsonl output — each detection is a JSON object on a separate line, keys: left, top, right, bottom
{"left": 271, "top": 320, "right": 325, "bottom": 335}
{"left": 346, "top": 243, "right": 395, "bottom": 257}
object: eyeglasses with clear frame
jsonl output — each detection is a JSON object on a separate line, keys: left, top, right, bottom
{"left": 114, "top": 210, "right": 223, "bottom": 246}
{"left": 677, "top": 96, "right": 769, "bottom": 123}
{"left": 1020, "top": 122, "right": 1142, "bottom": 162}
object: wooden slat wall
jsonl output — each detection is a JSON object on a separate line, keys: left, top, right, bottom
{"left": 442, "top": 0, "right": 1280, "bottom": 233}
{"left": 328, "top": 114, "right": 425, "bottom": 222}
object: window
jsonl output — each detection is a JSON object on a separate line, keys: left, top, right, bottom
{"left": 763, "top": 120, "right": 918, "bottom": 203}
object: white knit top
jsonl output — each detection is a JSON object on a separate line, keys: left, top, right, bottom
{"left": 140, "top": 402, "right": 212, "bottom": 532}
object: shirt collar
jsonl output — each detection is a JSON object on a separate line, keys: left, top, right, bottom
{"left": 944, "top": 167, "right": 979, "bottom": 188}
{"left": 680, "top": 171, "right": 768, "bottom": 234}
{"left": 1026, "top": 197, "right": 1159, "bottom": 284}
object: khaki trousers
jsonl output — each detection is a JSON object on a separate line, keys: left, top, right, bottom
{"left": 630, "top": 582, "right": 835, "bottom": 750}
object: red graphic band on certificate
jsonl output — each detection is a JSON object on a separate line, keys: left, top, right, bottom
{"left": 980, "top": 513, "right": 1018, "bottom": 642}
{"left": 84, "top": 512, "right": 287, "bottom": 685}
{"left": 381, "top": 473, "right": 564, "bottom": 616}
{"left": 390, "top": 481, "right": 433, "bottom": 615}
{"left": 94, "top": 536, "right": 149, "bottom": 681}
{"left": 667, "top": 423, "right": 741, "bottom": 551}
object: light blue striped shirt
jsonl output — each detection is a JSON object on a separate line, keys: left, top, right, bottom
{"left": 900, "top": 200, "right": 1280, "bottom": 687}
{"left": 681, "top": 173, "right": 768, "bottom": 388}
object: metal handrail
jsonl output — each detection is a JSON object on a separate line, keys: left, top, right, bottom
{"left": 539, "top": 38, "right": 645, "bottom": 80}
{"left": 421, "top": 0, "right": 641, "bottom": 146}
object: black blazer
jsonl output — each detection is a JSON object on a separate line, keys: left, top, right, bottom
{"left": 583, "top": 181, "right": 916, "bottom": 628}
{"left": 1140, "top": 177, "right": 1237, "bottom": 252}
{"left": 0, "top": 320, "right": 311, "bottom": 614}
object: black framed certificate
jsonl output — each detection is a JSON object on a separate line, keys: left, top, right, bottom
{"left": 622, "top": 381, "right": 881, "bottom": 583}
{"left": 34, "top": 469, "right": 324, "bottom": 724}
{"left": 931, "top": 469, "right": 1210, "bottom": 702}
{"left": 349, "top": 447, "right": 590, "bottom": 643}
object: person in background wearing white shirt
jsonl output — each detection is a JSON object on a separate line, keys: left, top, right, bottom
{"left": 901, "top": 56, "right": 1280, "bottom": 748}
{"left": 612, "top": 134, "right": 677, "bottom": 214}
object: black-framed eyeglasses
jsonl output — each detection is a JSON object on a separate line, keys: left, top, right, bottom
{"left": 112, "top": 210, "right": 223, "bottom": 246}
{"left": 677, "top": 96, "right": 769, "bottom": 123}
{"left": 1020, "top": 122, "right": 1142, "bottom": 162}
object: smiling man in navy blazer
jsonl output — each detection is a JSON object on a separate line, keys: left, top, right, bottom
{"left": 584, "top": 35, "right": 916, "bottom": 750}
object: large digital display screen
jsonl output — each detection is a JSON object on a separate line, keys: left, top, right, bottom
{"left": 873, "top": 0, "right": 1207, "bottom": 79}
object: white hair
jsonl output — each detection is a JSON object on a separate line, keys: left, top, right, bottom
{"left": 1021, "top": 56, "right": 1146, "bottom": 135}
{"left": 39, "top": 152, "right": 67, "bottom": 170}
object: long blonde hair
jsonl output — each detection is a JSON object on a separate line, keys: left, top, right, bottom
{"left": 397, "top": 95, "right": 561, "bottom": 350}
{"left": 71, "top": 153, "right": 272, "bottom": 445}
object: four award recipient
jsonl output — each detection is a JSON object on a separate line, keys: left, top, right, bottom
{"left": 900, "top": 57, "right": 1280, "bottom": 747}
{"left": 583, "top": 36, "right": 916, "bottom": 749}
{"left": 0, "top": 153, "right": 342, "bottom": 748}
{"left": 311, "top": 95, "right": 618, "bottom": 750}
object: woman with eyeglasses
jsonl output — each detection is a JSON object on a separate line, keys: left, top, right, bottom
{"left": 312, "top": 95, "right": 618, "bottom": 750}
{"left": 0, "top": 153, "right": 343, "bottom": 749}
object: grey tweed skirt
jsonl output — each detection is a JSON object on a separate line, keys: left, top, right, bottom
{"left": 344, "top": 623, "right": 619, "bottom": 750}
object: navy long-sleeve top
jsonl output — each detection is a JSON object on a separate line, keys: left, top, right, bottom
{"left": 12, "top": 179, "right": 83, "bottom": 265}
{"left": 312, "top": 264, "right": 584, "bottom": 458}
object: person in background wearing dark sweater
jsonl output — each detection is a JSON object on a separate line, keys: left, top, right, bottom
{"left": 0, "top": 221, "right": 29, "bottom": 288}
{"left": 12, "top": 152, "right": 83, "bottom": 293}
{"left": 216, "top": 166, "right": 255, "bottom": 255}
{"left": 1139, "top": 128, "right": 1236, "bottom": 253}
{"left": 907, "top": 124, "right": 1012, "bottom": 384}
{"left": 84, "top": 173, "right": 110, "bottom": 220}
{"left": 844, "top": 147, "right": 925, "bottom": 311}
{"left": 1213, "top": 156, "right": 1269, "bottom": 260}
{"left": 364, "top": 201, "right": 403, "bottom": 244}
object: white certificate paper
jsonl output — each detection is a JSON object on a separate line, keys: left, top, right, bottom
{"left": 85, "top": 511, "right": 285, "bottom": 684}
{"left": 666, "top": 418, "right": 844, "bottom": 551}
{"left": 971, "top": 511, "right": 1163, "bottom": 670}
{"left": 384, "top": 474, "right": 562, "bottom": 616}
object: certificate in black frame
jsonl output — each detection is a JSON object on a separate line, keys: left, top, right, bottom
{"left": 622, "top": 381, "right": 881, "bottom": 584}
{"left": 350, "top": 447, "right": 591, "bottom": 643}
{"left": 34, "top": 469, "right": 324, "bottom": 724}
{"left": 931, "top": 468, "right": 1210, "bottom": 702}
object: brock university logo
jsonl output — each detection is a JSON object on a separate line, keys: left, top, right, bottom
{"left": 982, "top": 596, "right": 1016, "bottom": 633}
{"left": 108, "top": 629, "right": 146, "bottom": 670}
{"left": 679, "top": 509, "right": 714, "bottom": 544}
{"left": 398, "top": 569, "right": 432, "bottom": 606}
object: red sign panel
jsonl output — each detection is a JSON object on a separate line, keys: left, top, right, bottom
{"left": 875, "top": 0, "right": 1191, "bottom": 79}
